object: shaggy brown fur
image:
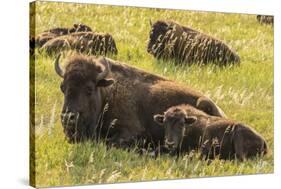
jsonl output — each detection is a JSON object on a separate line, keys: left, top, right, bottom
{"left": 147, "top": 20, "right": 240, "bottom": 65}
{"left": 35, "top": 23, "right": 92, "bottom": 48}
{"left": 201, "top": 121, "right": 267, "bottom": 161}
{"left": 153, "top": 104, "right": 267, "bottom": 160}
{"left": 257, "top": 15, "right": 274, "bottom": 25}
{"left": 54, "top": 54, "right": 225, "bottom": 149}
{"left": 41, "top": 32, "right": 118, "bottom": 56}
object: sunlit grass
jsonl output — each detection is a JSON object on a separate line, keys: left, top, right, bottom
{"left": 32, "top": 1, "right": 273, "bottom": 187}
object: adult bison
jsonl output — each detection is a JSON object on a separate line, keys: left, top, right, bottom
{"left": 153, "top": 104, "right": 267, "bottom": 160}
{"left": 54, "top": 54, "right": 225, "bottom": 150}
{"left": 41, "top": 32, "right": 118, "bottom": 56}
{"left": 36, "top": 23, "right": 92, "bottom": 48}
{"left": 257, "top": 15, "right": 274, "bottom": 25}
{"left": 147, "top": 20, "right": 240, "bottom": 65}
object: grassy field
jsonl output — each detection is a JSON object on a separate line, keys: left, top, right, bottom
{"left": 31, "top": 1, "right": 274, "bottom": 188}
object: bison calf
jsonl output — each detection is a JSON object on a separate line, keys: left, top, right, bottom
{"left": 153, "top": 104, "right": 267, "bottom": 160}
{"left": 40, "top": 32, "right": 118, "bottom": 56}
{"left": 147, "top": 20, "right": 240, "bottom": 65}
{"left": 153, "top": 105, "right": 209, "bottom": 156}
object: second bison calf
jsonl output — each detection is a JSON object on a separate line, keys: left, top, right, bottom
{"left": 153, "top": 104, "right": 267, "bottom": 161}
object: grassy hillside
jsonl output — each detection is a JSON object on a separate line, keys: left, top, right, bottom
{"left": 31, "top": 1, "right": 274, "bottom": 187}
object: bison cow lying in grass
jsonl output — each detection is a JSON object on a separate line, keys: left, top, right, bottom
{"left": 153, "top": 104, "right": 267, "bottom": 161}
{"left": 147, "top": 20, "right": 240, "bottom": 65}
{"left": 54, "top": 53, "right": 225, "bottom": 150}
{"left": 257, "top": 15, "right": 274, "bottom": 25}
{"left": 41, "top": 32, "right": 118, "bottom": 56}
{"left": 35, "top": 23, "right": 92, "bottom": 48}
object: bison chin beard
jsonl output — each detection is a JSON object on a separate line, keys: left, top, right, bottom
{"left": 62, "top": 118, "right": 95, "bottom": 144}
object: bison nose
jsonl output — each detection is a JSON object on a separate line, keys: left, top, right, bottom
{"left": 165, "top": 140, "right": 175, "bottom": 148}
{"left": 61, "top": 111, "right": 80, "bottom": 126}
{"left": 68, "top": 113, "right": 76, "bottom": 121}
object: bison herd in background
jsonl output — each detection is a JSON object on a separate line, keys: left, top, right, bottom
{"left": 31, "top": 14, "right": 273, "bottom": 162}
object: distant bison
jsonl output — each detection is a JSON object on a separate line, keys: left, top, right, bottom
{"left": 41, "top": 32, "right": 118, "bottom": 56}
{"left": 54, "top": 54, "right": 225, "bottom": 150}
{"left": 153, "top": 104, "right": 267, "bottom": 160}
{"left": 257, "top": 15, "right": 274, "bottom": 25}
{"left": 147, "top": 20, "right": 240, "bottom": 65}
{"left": 35, "top": 23, "right": 92, "bottom": 48}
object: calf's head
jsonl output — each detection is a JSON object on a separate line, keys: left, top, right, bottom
{"left": 55, "top": 54, "right": 114, "bottom": 143}
{"left": 153, "top": 107, "right": 197, "bottom": 149}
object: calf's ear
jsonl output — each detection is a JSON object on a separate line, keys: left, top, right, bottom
{"left": 184, "top": 116, "right": 197, "bottom": 125}
{"left": 153, "top": 114, "right": 165, "bottom": 125}
{"left": 97, "top": 78, "right": 115, "bottom": 87}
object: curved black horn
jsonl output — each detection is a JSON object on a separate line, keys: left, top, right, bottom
{"left": 54, "top": 53, "right": 64, "bottom": 78}
{"left": 96, "top": 57, "right": 110, "bottom": 81}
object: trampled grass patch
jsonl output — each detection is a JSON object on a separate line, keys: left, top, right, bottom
{"left": 31, "top": 2, "right": 273, "bottom": 187}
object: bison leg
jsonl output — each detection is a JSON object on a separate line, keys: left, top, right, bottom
{"left": 200, "top": 139, "right": 211, "bottom": 160}
{"left": 199, "top": 142, "right": 214, "bottom": 165}
{"left": 196, "top": 97, "right": 226, "bottom": 117}
{"left": 200, "top": 138, "right": 220, "bottom": 160}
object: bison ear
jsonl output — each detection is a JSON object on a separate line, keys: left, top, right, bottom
{"left": 96, "top": 78, "right": 115, "bottom": 87}
{"left": 184, "top": 116, "right": 197, "bottom": 125}
{"left": 153, "top": 114, "right": 164, "bottom": 125}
